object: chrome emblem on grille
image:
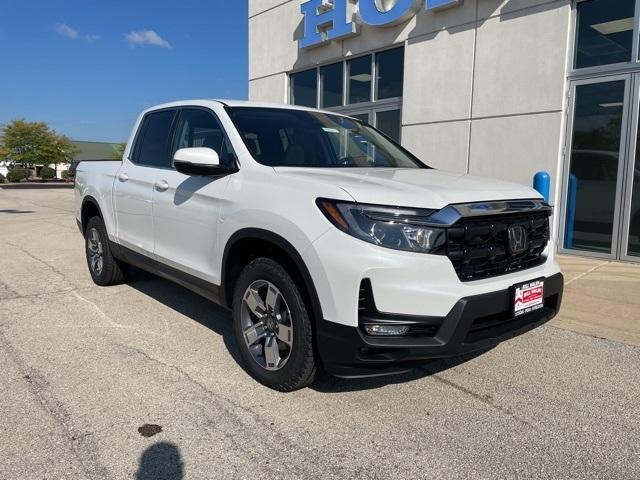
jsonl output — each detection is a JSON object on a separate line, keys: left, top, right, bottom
{"left": 507, "top": 224, "right": 529, "bottom": 255}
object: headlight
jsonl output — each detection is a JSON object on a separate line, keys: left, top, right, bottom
{"left": 316, "top": 198, "right": 446, "bottom": 254}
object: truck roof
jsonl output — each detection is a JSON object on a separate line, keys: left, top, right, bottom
{"left": 142, "top": 99, "right": 342, "bottom": 117}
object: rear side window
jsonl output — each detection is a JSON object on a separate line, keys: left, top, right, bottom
{"left": 134, "top": 110, "right": 177, "bottom": 168}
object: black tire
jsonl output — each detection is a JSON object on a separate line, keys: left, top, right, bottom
{"left": 232, "top": 258, "right": 317, "bottom": 391}
{"left": 84, "top": 216, "right": 128, "bottom": 286}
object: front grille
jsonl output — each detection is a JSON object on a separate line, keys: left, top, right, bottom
{"left": 446, "top": 211, "right": 550, "bottom": 282}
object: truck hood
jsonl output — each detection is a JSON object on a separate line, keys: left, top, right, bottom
{"left": 273, "top": 168, "right": 541, "bottom": 209}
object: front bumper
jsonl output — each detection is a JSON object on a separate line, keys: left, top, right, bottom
{"left": 317, "top": 272, "right": 564, "bottom": 378}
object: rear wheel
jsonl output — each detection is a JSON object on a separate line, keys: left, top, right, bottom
{"left": 84, "top": 216, "right": 128, "bottom": 286}
{"left": 232, "top": 258, "right": 317, "bottom": 391}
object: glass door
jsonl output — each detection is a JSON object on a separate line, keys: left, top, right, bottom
{"left": 622, "top": 73, "right": 640, "bottom": 260}
{"left": 625, "top": 144, "right": 640, "bottom": 258}
{"left": 561, "top": 75, "right": 632, "bottom": 258}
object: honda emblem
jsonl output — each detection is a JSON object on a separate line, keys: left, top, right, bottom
{"left": 507, "top": 224, "right": 529, "bottom": 255}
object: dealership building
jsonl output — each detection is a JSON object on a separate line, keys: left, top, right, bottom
{"left": 248, "top": 0, "right": 640, "bottom": 263}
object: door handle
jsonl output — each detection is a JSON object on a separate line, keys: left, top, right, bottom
{"left": 118, "top": 173, "right": 129, "bottom": 182}
{"left": 154, "top": 180, "right": 169, "bottom": 192}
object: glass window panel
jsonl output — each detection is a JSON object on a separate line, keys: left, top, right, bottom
{"left": 565, "top": 81, "right": 626, "bottom": 254}
{"left": 376, "top": 47, "right": 404, "bottom": 100}
{"left": 347, "top": 55, "right": 372, "bottom": 104}
{"left": 173, "top": 109, "right": 235, "bottom": 168}
{"left": 290, "top": 69, "right": 317, "bottom": 107}
{"left": 375, "top": 109, "right": 401, "bottom": 143}
{"left": 351, "top": 113, "right": 370, "bottom": 124}
{"left": 629, "top": 126, "right": 640, "bottom": 257}
{"left": 320, "top": 62, "right": 344, "bottom": 108}
{"left": 574, "top": 0, "right": 635, "bottom": 69}
{"left": 135, "top": 110, "right": 176, "bottom": 168}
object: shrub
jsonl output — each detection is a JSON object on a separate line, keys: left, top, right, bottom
{"left": 7, "top": 168, "right": 29, "bottom": 183}
{"left": 61, "top": 170, "right": 70, "bottom": 180}
{"left": 40, "top": 166, "right": 56, "bottom": 180}
{"left": 0, "top": 173, "right": 5, "bottom": 183}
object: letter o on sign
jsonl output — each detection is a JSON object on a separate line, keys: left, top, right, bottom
{"left": 357, "top": 0, "right": 422, "bottom": 27}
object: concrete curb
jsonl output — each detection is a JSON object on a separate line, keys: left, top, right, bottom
{"left": 0, "top": 183, "right": 74, "bottom": 190}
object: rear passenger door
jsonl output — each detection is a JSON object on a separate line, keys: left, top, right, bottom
{"left": 151, "top": 107, "right": 236, "bottom": 285}
{"left": 114, "top": 109, "right": 177, "bottom": 255}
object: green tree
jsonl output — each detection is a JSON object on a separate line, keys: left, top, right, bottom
{"left": 111, "top": 142, "right": 127, "bottom": 160}
{"left": 0, "top": 120, "right": 79, "bottom": 174}
{"left": 47, "top": 134, "right": 80, "bottom": 175}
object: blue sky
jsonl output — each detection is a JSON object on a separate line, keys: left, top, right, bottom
{"left": 0, "top": 0, "right": 248, "bottom": 142}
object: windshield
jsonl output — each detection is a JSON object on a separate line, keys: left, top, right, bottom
{"left": 225, "top": 107, "right": 427, "bottom": 169}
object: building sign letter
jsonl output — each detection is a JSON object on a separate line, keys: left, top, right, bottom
{"left": 426, "top": 0, "right": 463, "bottom": 11}
{"left": 300, "top": 0, "right": 465, "bottom": 49}
{"left": 299, "top": 0, "right": 359, "bottom": 50}
{"left": 357, "top": 0, "right": 422, "bottom": 28}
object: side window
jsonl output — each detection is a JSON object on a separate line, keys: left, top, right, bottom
{"left": 172, "top": 109, "right": 236, "bottom": 168}
{"left": 134, "top": 110, "right": 177, "bottom": 168}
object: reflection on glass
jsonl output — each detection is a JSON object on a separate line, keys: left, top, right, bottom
{"left": 575, "top": 0, "right": 635, "bottom": 69}
{"left": 290, "top": 69, "right": 317, "bottom": 108}
{"left": 629, "top": 133, "right": 640, "bottom": 256}
{"left": 320, "top": 62, "right": 344, "bottom": 108}
{"left": 376, "top": 109, "right": 401, "bottom": 143}
{"left": 351, "top": 113, "right": 370, "bottom": 124}
{"left": 376, "top": 47, "right": 404, "bottom": 100}
{"left": 348, "top": 55, "right": 372, "bottom": 104}
{"left": 566, "top": 81, "right": 625, "bottom": 254}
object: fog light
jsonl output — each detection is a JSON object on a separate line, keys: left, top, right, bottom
{"left": 363, "top": 325, "right": 410, "bottom": 336}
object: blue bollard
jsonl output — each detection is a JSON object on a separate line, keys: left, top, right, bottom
{"left": 533, "top": 171, "right": 551, "bottom": 203}
{"left": 564, "top": 173, "right": 578, "bottom": 249}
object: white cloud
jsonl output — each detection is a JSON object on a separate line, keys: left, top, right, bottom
{"left": 55, "top": 23, "right": 100, "bottom": 42}
{"left": 55, "top": 23, "right": 79, "bottom": 40}
{"left": 124, "top": 30, "right": 171, "bottom": 49}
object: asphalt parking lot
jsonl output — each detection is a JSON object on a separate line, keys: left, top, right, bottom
{"left": 1, "top": 188, "right": 639, "bottom": 479}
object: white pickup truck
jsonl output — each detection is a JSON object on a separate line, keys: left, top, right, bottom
{"left": 75, "top": 100, "right": 563, "bottom": 391}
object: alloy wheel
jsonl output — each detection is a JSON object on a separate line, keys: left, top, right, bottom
{"left": 240, "top": 280, "right": 293, "bottom": 371}
{"left": 87, "top": 227, "right": 104, "bottom": 276}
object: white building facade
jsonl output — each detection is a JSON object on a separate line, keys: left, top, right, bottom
{"left": 248, "top": 0, "right": 640, "bottom": 262}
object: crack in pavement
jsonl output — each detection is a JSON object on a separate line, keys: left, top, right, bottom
{"left": 0, "top": 281, "right": 108, "bottom": 306}
{"left": 0, "top": 278, "right": 21, "bottom": 299}
{"left": 0, "top": 328, "right": 112, "bottom": 480}
{"left": 548, "top": 324, "right": 640, "bottom": 349}
{"left": 0, "top": 287, "right": 79, "bottom": 303}
{"left": 117, "top": 344, "right": 347, "bottom": 479}
{"left": 0, "top": 286, "right": 170, "bottom": 338}
{"left": 427, "top": 372, "right": 535, "bottom": 429}
{"left": 4, "top": 240, "right": 77, "bottom": 290}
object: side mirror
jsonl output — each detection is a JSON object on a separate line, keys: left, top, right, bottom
{"left": 173, "top": 147, "right": 223, "bottom": 176}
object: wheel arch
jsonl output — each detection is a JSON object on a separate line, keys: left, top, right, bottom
{"left": 221, "top": 228, "right": 324, "bottom": 325}
{"left": 81, "top": 196, "right": 103, "bottom": 235}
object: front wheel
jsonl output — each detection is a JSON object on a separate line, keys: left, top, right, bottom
{"left": 232, "top": 258, "right": 317, "bottom": 391}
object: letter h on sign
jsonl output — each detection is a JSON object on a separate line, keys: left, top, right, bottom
{"left": 299, "top": 0, "right": 359, "bottom": 50}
